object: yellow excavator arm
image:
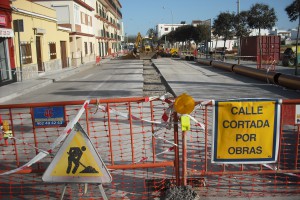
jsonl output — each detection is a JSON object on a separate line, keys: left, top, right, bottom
{"left": 135, "top": 32, "right": 142, "bottom": 49}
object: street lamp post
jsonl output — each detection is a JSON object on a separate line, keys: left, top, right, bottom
{"left": 163, "top": 6, "right": 173, "bottom": 48}
{"left": 204, "top": 19, "right": 211, "bottom": 59}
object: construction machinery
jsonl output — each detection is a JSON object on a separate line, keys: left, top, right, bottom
{"left": 134, "top": 32, "right": 153, "bottom": 53}
{"left": 132, "top": 32, "right": 156, "bottom": 59}
{"left": 282, "top": 46, "right": 300, "bottom": 66}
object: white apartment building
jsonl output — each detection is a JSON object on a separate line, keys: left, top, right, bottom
{"left": 156, "top": 23, "right": 184, "bottom": 38}
{"left": 33, "top": 0, "right": 122, "bottom": 66}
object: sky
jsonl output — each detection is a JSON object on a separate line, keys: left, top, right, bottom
{"left": 120, "top": 0, "right": 298, "bottom": 36}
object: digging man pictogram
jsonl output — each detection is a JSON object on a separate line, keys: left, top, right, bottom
{"left": 66, "top": 146, "right": 99, "bottom": 174}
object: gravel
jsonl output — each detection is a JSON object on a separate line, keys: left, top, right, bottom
{"left": 143, "top": 60, "right": 168, "bottom": 97}
{"left": 161, "top": 185, "right": 200, "bottom": 200}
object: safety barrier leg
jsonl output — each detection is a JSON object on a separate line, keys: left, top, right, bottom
{"left": 182, "top": 130, "right": 187, "bottom": 186}
{"left": 174, "top": 112, "right": 180, "bottom": 186}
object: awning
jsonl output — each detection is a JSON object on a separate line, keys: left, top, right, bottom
{"left": 0, "top": 28, "right": 14, "bottom": 38}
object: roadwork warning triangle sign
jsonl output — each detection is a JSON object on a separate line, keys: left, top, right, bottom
{"left": 42, "top": 123, "right": 112, "bottom": 183}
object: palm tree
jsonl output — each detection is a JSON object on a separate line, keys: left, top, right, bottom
{"left": 285, "top": 0, "right": 300, "bottom": 75}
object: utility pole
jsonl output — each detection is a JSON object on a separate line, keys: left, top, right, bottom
{"left": 170, "top": 9, "right": 173, "bottom": 49}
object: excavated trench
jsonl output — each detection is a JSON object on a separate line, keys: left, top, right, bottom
{"left": 142, "top": 59, "right": 170, "bottom": 97}
{"left": 142, "top": 59, "right": 199, "bottom": 200}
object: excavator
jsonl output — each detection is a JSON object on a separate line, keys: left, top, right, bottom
{"left": 132, "top": 32, "right": 156, "bottom": 59}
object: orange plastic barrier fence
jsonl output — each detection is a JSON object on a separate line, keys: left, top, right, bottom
{"left": 185, "top": 99, "right": 300, "bottom": 198}
{"left": 0, "top": 97, "right": 178, "bottom": 199}
{"left": 257, "top": 55, "right": 277, "bottom": 71}
{"left": 1, "top": 97, "right": 300, "bottom": 199}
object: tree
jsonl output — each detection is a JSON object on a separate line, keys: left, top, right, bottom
{"left": 159, "top": 24, "right": 210, "bottom": 51}
{"left": 285, "top": 0, "right": 300, "bottom": 75}
{"left": 195, "top": 24, "right": 211, "bottom": 44}
{"left": 147, "top": 28, "right": 155, "bottom": 38}
{"left": 127, "top": 35, "right": 137, "bottom": 43}
{"left": 234, "top": 11, "right": 251, "bottom": 38}
{"left": 247, "top": 3, "right": 277, "bottom": 68}
{"left": 173, "top": 25, "right": 194, "bottom": 42}
{"left": 247, "top": 3, "right": 277, "bottom": 35}
{"left": 213, "top": 12, "right": 235, "bottom": 53}
{"left": 146, "top": 27, "right": 158, "bottom": 47}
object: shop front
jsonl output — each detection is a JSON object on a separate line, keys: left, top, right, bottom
{"left": 0, "top": 3, "right": 16, "bottom": 86}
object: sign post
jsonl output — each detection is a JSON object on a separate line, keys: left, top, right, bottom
{"left": 212, "top": 99, "right": 281, "bottom": 164}
{"left": 174, "top": 93, "right": 195, "bottom": 186}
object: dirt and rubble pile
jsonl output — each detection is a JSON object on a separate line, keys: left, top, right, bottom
{"left": 121, "top": 53, "right": 138, "bottom": 59}
{"left": 160, "top": 185, "right": 200, "bottom": 200}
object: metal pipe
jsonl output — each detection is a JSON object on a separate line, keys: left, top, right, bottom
{"left": 107, "top": 103, "right": 114, "bottom": 165}
{"left": 233, "top": 64, "right": 278, "bottom": 84}
{"left": 108, "top": 161, "right": 174, "bottom": 169}
{"left": 188, "top": 169, "right": 300, "bottom": 176}
{"left": 128, "top": 102, "right": 135, "bottom": 163}
{"left": 211, "top": 61, "right": 234, "bottom": 71}
{"left": 197, "top": 58, "right": 212, "bottom": 66}
{"left": 173, "top": 112, "right": 180, "bottom": 186}
{"left": 0, "top": 97, "right": 150, "bottom": 109}
{"left": 277, "top": 73, "right": 300, "bottom": 90}
{"left": 182, "top": 130, "right": 187, "bottom": 186}
{"left": 150, "top": 101, "right": 156, "bottom": 163}
{"left": 0, "top": 161, "right": 175, "bottom": 174}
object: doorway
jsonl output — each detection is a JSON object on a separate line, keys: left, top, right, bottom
{"left": 60, "top": 41, "right": 68, "bottom": 68}
{"left": 0, "top": 38, "right": 9, "bottom": 83}
{"left": 36, "top": 36, "right": 43, "bottom": 72}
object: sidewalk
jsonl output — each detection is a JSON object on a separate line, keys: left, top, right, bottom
{"left": 0, "top": 58, "right": 111, "bottom": 103}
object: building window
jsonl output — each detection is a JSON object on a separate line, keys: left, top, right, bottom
{"left": 90, "top": 42, "right": 93, "bottom": 54}
{"left": 74, "top": 5, "right": 80, "bottom": 24}
{"left": 85, "top": 14, "right": 88, "bottom": 25}
{"left": 49, "top": 42, "right": 57, "bottom": 59}
{"left": 88, "top": 16, "right": 92, "bottom": 26}
{"left": 165, "top": 28, "right": 168, "bottom": 31}
{"left": 81, "top": 12, "right": 85, "bottom": 24}
{"left": 20, "top": 42, "right": 32, "bottom": 64}
{"left": 84, "top": 42, "right": 88, "bottom": 55}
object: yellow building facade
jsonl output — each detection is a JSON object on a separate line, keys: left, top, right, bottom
{"left": 34, "top": 0, "right": 122, "bottom": 67}
{"left": 11, "top": 0, "right": 70, "bottom": 81}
